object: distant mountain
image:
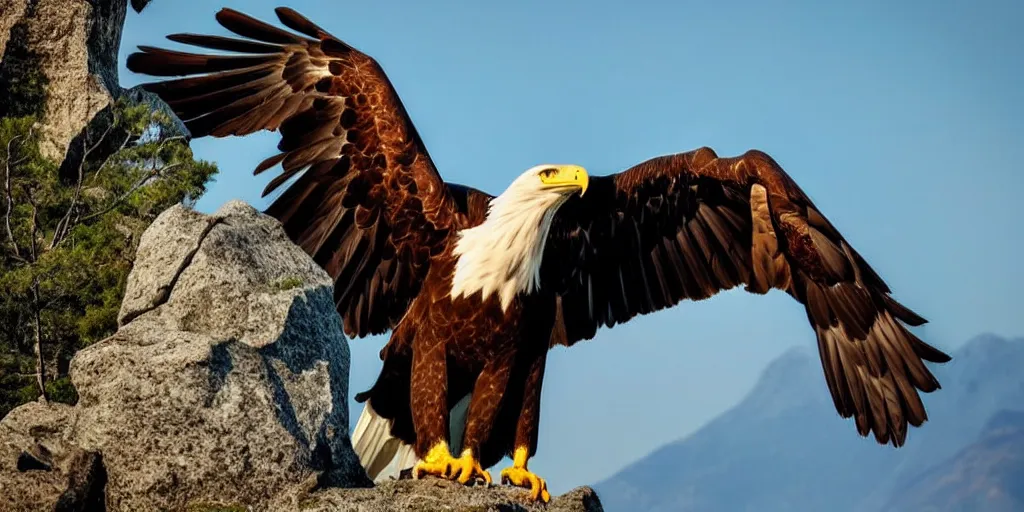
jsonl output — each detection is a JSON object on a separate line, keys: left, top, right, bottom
{"left": 593, "top": 334, "right": 1024, "bottom": 512}
{"left": 883, "top": 409, "right": 1024, "bottom": 512}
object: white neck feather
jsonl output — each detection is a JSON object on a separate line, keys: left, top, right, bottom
{"left": 449, "top": 182, "right": 567, "bottom": 312}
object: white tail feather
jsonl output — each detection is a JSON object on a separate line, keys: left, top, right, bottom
{"left": 394, "top": 444, "right": 419, "bottom": 475}
{"left": 352, "top": 402, "right": 403, "bottom": 481}
{"left": 350, "top": 394, "right": 474, "bottom": 481}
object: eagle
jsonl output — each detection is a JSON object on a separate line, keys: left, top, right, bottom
{"left": 126, "top": 7, "right": 951, "bottom": 502}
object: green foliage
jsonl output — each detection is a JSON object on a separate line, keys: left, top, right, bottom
{"left": 45, "top": 376, "right": 78, "bottom": 405}
{"left": 0, "top": 353, "right": 32, "bottom": 415}
{"left": 0, "top": 98, "right": 218, "bottom": 418}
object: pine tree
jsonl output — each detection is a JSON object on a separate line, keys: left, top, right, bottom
{"left": 0, "top": 99, "right": 217, "bottom": 417}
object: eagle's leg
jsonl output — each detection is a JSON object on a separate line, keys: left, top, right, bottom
{"left": 454, "top": 358, "right": 517, "bottom": 486}
{"left": 447, "top": 448, "right": 492, "bottom": 486}
{"left": 500, "top": 351, "right": 551, "bottom": 503}
{"left": 501, "top": 447, "right": 550, "bottom": 503}
{"left": 410, "top": 342, "right": 461, "bottom": 481}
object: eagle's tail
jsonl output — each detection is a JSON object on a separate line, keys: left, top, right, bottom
{"left": 352, "top": 402, "right": 406, "bottom": 481}
{"left": 351, "top": 394, "right": 473, "bottom": 481}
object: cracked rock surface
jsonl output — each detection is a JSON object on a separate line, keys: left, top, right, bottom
{"left": 2, "top": 200, "right": 370, "bottom": 511}
{"left": 74, "top": 200, "right": 371, "bottom": 510}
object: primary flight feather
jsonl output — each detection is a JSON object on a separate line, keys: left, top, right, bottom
{"left": 126, "top": 7, "right": 951, "bottom": 502}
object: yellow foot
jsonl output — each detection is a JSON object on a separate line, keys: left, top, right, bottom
{"left": 501, "top": 465, "right": 550, "bottom": 502}
{"left": 452, "top": 449, "right": 493, "bottom": 485}
{"left": 501, "top": 446, "right": 550, "bottom": 502}
{"left": 412, "top": 442, "right": 492, "bottom": 486}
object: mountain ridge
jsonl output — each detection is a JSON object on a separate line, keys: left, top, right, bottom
{"left": 594, "top": 333, "right": 1024, "bottom": 512}
{"left": 882, "top": 408, "right": 1024, "bottom": 512}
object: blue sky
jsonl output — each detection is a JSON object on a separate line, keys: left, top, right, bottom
{"left": 119, "top": 0, "right": 1023, "bottom": 492}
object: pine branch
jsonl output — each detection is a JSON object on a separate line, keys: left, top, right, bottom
{"left": 26, "top": 192, "right": 38, "bottom": 263}
{"left": 78, "top": 162, "right": 184, "bottom": 224}
{"left": 53, "top": 117, "right": 132, "bottom": 248}
{"left": 86, "top": 131, "right": 132, "bottom": 186}
{"left": 3, "top": 131, "right": 27, "bottom": 261}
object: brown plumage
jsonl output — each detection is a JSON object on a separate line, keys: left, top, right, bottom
{"left": 127, "top": 7, "right": 459, "bottom": 340}
{"left": 126, "top": 7, "right": 950, "bottom": 500}
{"left": 543, "top": 148, "right": 949, "bottom": 447}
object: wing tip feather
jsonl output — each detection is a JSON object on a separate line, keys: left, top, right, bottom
{"left": 806, "top": 275, "right": 951, "bottom": 449}
{"left": 274, "top": 6, "right": 335, "bottom": 40}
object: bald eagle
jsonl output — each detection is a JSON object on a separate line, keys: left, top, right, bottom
{"left": 126, "top": 7, "right": 951, "bottom": 502}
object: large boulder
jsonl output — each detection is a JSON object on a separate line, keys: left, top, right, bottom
{"left": 1, "top": 200, "right": 371, "bottom": 511}
{"left": 73, "top": 200, "right": 371, "bottom": 510}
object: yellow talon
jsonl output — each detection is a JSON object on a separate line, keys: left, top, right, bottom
{"left": 413, "top": 441, "right": 459, "bottom": 480}
{"left": 453, "top": 448, "right": 492, "bottom": 485}
{"left": 413, "top": 442, "right": 491, "bottom": 485}
{"left": 500, "top": 446, "right": 551, "bottom": 503}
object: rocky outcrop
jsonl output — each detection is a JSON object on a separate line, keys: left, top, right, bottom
{"left": 0, "top": 0, "right": 28, "bottom": 59}
{"left": 0, "top": 0, "right": 176, "bottom": 164}
{"left": 0, "top": 201, "right": 371, "bottom": 511}
{"left": 78, "top": 200, "right": 371, "bottom": 510}
{"left": 282, "top": 479, "right": 605, "bottom": 512}
{"left": 0, "top": 401, "right": 106, "bottom": 512}
{"left": 2, "top": 0, "right": 116, "bottom": 159}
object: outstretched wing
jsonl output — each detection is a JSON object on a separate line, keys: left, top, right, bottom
{"left": 126, "top": 8, "right": 463, "bottom": 338}
{"left": 543, "top": 147, "right": 951, "bottom": 447}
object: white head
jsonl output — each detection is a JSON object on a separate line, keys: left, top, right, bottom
{"left": 450, "top": 164, "right": 589, "bottom": 311}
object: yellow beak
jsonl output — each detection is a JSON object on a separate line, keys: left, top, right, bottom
{"left": 539, "top": 164, "right": 589, "bottom": 197}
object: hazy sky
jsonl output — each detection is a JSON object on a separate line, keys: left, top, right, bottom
{"left": 119, "top": 0, "right": 1023, "bottom": 492}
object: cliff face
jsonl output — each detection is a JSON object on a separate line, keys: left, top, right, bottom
{"left": 0, "top": 0, "right": 28, "bottom": 59}
{"left": 0, "top": 0, "right": 182, "bottom": 168}
{"left": 2, "top": 0, "right": 122, "bottom": 159}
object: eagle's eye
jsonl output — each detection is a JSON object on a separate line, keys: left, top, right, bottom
{"left": 539, "top": 168, "right": 558, "bottom": 179}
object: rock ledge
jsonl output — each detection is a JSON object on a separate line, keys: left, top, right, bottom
{"left": 286, "top": 478, "right": 603, "bottom": 512}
